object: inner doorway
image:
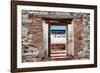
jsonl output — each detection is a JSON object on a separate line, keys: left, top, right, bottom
{"left": 43, "top": 18, "right": 74, "bottom": 60}
{"left": 49, "top": 24, "right": 68, "bottom": 59}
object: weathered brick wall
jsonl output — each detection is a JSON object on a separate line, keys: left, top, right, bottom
{"left": 22, "top": 16, "right": 44, "bottom": 62}
{"left": 71, "top": 13, "right": 90, "bottom": 58}
{"left": 79, "top": 14, "right": 90, "bottom": 58}
{"left": 72, "top": 18, "right": 83, "bottom": 57}
{"left": 25, "top": 18, "right": 43, "bottom": 49}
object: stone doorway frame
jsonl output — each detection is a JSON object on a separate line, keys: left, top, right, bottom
{"left": 42, "top": 18, "right": 74, "bottom": 58}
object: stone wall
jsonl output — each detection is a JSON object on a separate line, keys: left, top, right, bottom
{"left": 78, "top": 14, "right": 90, "bottom": 58}
{"left": 21, "top": 10, "right": 90, "bottom": 62}
{"left": 72, "top": 13, "right": 90, "bottom": 59}
{"left": 22, "top": 13, "right": 44, "bottom": 62}
{"left": 72, "top": 18, "right": 83, "bottom": 56}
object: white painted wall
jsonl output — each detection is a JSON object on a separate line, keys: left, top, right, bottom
{"left": 0, "top": 0, "right": 99, "bottom": 73}
{"left": 51, "top": 34, "right": 66, "bottom": 44}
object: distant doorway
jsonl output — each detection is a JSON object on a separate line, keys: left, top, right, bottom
{"left": 49, "top": 24, "right": 68, "bottom": 59}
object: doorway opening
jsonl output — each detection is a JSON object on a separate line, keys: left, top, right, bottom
{"left": 42, "top": 18, "right": 74, "bottom": 60}
{"left": 49, "top": 25, "right": 68, "bottom": 59}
